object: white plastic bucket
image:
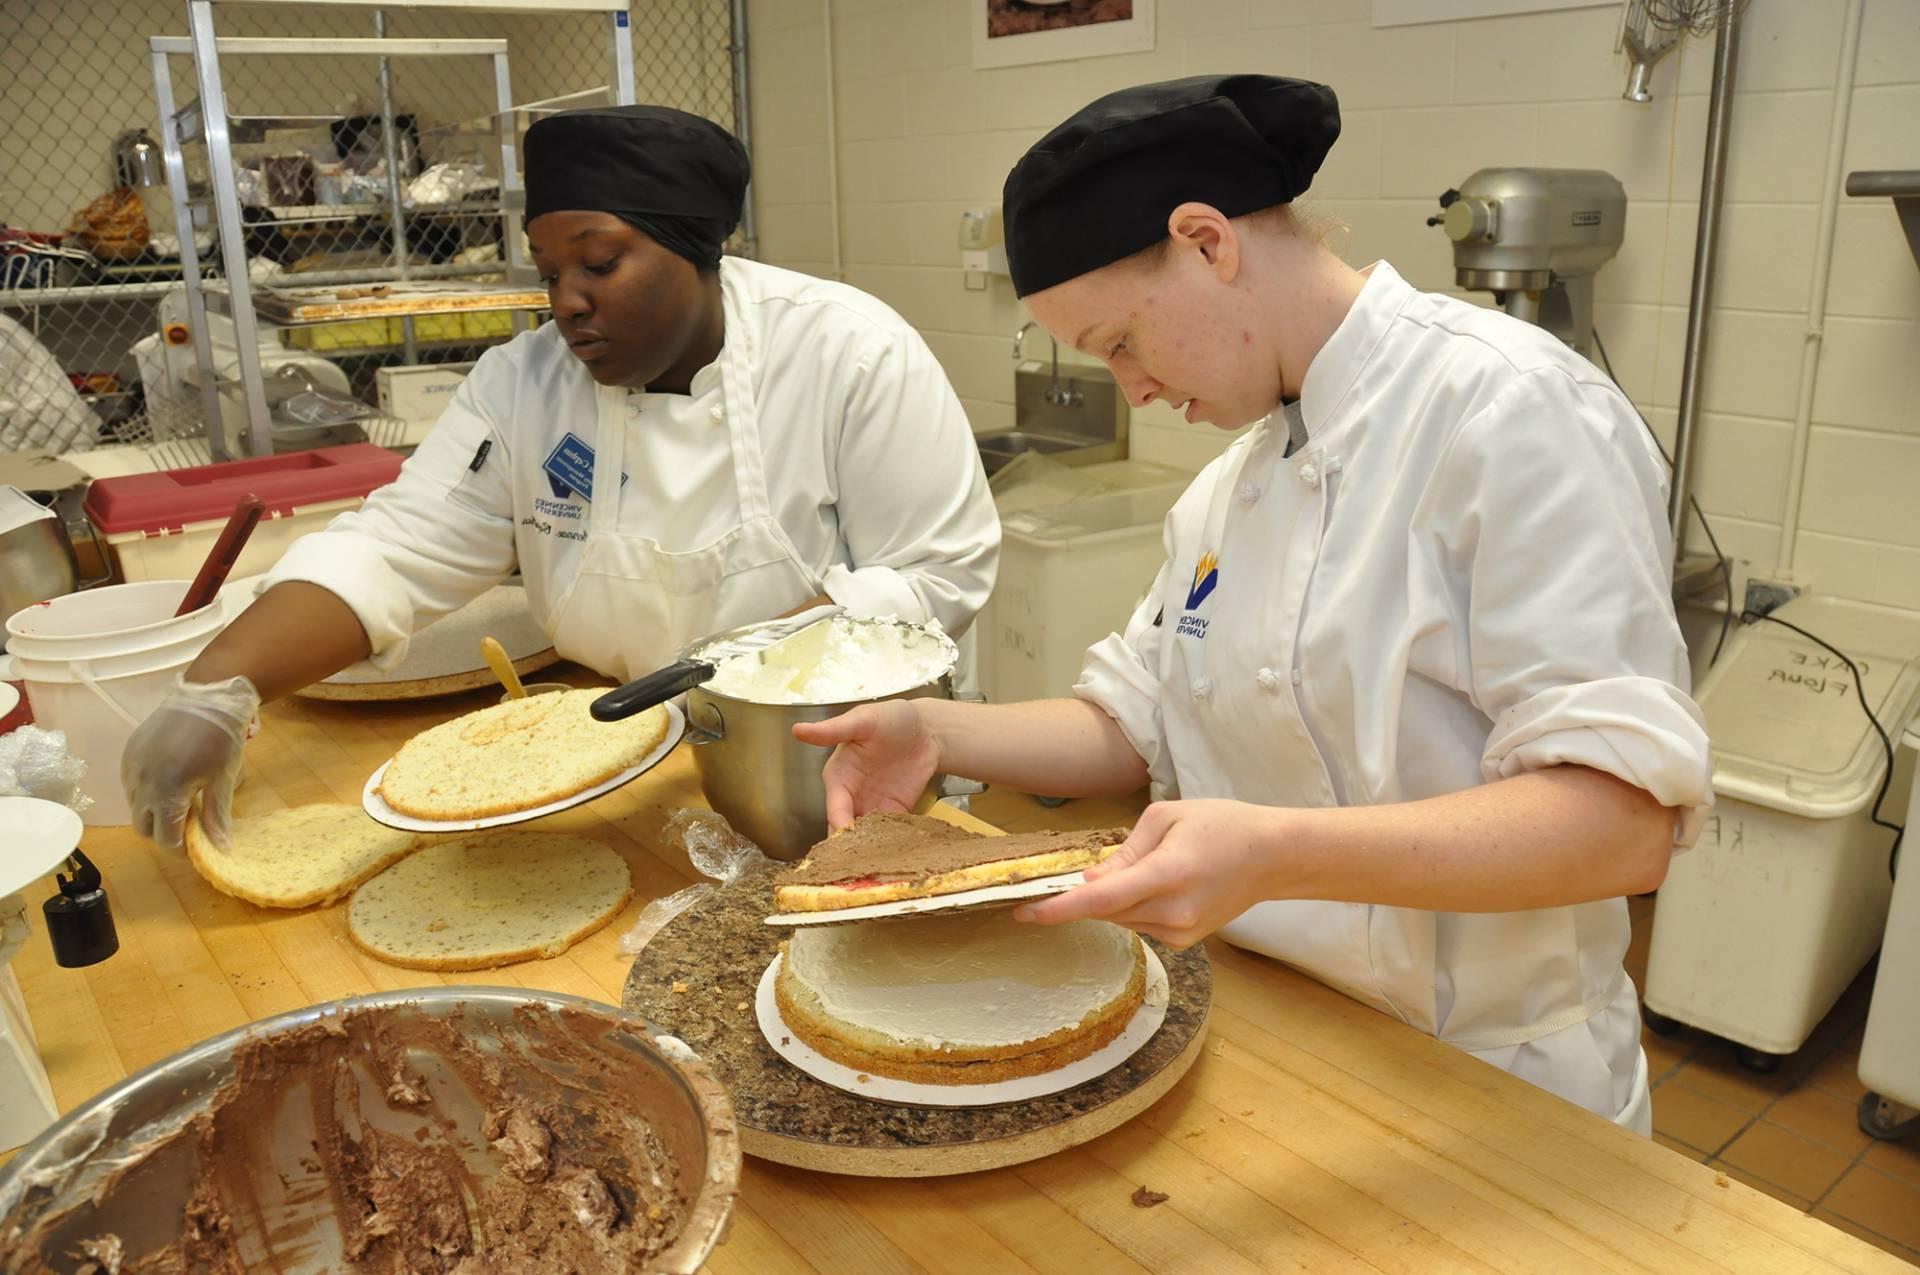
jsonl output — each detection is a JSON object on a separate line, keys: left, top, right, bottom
{"left": 5, "top": 581, "right": 225, "bottom": 826}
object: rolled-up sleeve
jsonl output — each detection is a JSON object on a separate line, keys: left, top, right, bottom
{"left": 821, "top": 329, "right": 999, "bottom": 635}
{"left": 1430, "top": 368, "right": 1713, "bottom": 847}
{"left": 1074, "top": 537, "right": 1178, "bottom": 798}
{"left": 261, "top": 355, "right": 517, "bottom": 669}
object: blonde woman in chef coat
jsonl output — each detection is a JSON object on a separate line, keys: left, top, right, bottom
{"left": 796, "top": 75, "right": 1713, "bottom": 1134}
{"left": 122, "top": 105, "right": 999, "bottom": 851}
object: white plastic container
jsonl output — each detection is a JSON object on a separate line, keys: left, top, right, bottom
{"left": 1645, "top": 596, "right": 1920, "bottom": 1058}
{"left": 977, "top": 461, "right": 1190, "bottom": 705}
{"left": 1858, "top": 727, "right": 1920, "bottom": 1118}
{"left": 100, "top": 498, "right": 365, "bottom": 585}
{"left": 5, "top": 581, "right": 227, "bottom": 825}
{"left": 376, "top": 361, "right": 473, "bottom": 421}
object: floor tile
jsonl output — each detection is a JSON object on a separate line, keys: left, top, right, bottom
{"left": 1812, "top": 1207, "right": 1920, "bottom": 1267}
{"left": 1651, "top": 1083, "right": 1752, "bottom": 1156}
{"left": 1807, "top": 1049, "right": 1867, "bottom": 1102}
{"left": 1675, "top": 1044, "right": 1800, "bottom": 1113}
{"left": 1715, "top": 1163, "right": 1813, "bottom": 1211}
{"left": 1863, "top": 1134, "right": 1920, "bottom": 1190}
{"left": 1767, "top": 1084, "right": 1875, "bottom": 1157}
{"left": 1822, "top": 1163, "right": 1920, "bottom": 1252}
{"left": 1718, "top": 1121, "right": 1854, "bottom": 1203}
{"left": 1642, "top": 1024, "right": 1695, "bottom": 1082}
{"left": 1652, "top": 1131, "right": 1710, "bottom": 1162}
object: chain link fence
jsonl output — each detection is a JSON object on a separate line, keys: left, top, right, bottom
{"left": 1, "top": 1, "right": 737, "bottom": 459}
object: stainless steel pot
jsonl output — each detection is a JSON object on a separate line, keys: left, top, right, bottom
{"left": 0, "top": 492, "right": 80, "bottom": 648}
{"left": 681, "top": 616, "right": 958, "bottom": 860}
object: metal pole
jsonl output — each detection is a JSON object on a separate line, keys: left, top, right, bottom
{"left": 149, "top": 45, "right": 225, "bottom": 445}
{"left": 1668, "top": 0, "right": 1742, "bottom": 551}
{"left": 374, "top": 9, "right": 418, "bottom": 363}
{"left": 611, "top": 8, "right": 636, "bottom": 105}
{"left": 728, "top": 0, "right": 756, "bottom": 259}
{"left": 186, "top": 0, "right": 274, "bottom": 459}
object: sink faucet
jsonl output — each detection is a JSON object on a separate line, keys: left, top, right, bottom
{"left": 1011, "top": 320, "right": 1084, "bottom": 408}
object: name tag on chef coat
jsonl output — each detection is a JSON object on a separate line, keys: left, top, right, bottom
{"left": 541, "top": 432, "right": 627, "bottom": 503}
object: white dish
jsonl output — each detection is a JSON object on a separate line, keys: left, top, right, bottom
{"left": 756, "top": 944, "right": 1169, "bottom": 1108}
{"left": 360, "top": 700, "right": 684, "bottom": 833}
{"left": 764, "top": 870, "right": 1090, "bottom": 927}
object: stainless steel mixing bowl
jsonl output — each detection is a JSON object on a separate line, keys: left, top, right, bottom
{"left": 0, "top": 987, "right": 741, "bottom": 1273}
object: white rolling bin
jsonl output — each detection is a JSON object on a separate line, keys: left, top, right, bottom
{"left": 1857, "top": 726, "right": 1920, "bottom": 1141}
{"left": 1644, "top": 596, "right": 1920, "bottom": 1069}
{"left": 975, "top": 460, "right": 1191, "bottom": 708}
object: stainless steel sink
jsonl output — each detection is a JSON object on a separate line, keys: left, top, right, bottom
{"left": 976, "top": 430, "right": 1091, "bottom": 474}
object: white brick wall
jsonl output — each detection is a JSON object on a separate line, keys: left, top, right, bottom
{"left": 746, "top": 0, "right": 1920, "bottom": 614}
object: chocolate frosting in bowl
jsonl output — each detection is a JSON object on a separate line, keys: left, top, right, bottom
{"left": 0, "top": 990, "right": 739, "bottom": 1274}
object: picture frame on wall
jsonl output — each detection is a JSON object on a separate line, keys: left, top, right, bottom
{"left": 971, "top": 0, "right": 1156, "bottom": 70}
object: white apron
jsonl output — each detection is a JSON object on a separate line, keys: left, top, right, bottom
{"left": 1160, "top": 414, "right": 1651, "bottom": 1133}
{"left": 545, "top": 280, "right": 819, "bottom": 682}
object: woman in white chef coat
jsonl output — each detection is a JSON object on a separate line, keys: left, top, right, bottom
{"left": 123, "top": 105, "right": 999, "bottom": 850}
{"left": 796, "top": 75, "right": 1712, "bottom": 1133}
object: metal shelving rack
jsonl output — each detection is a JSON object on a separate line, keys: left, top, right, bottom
{"left": 153, "top": 0, "right": 637, "bottom": 460}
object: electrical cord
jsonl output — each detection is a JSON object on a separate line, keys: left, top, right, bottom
{"left": 1590, "top": 328, "right": 1735, "bottom": 665}
{"left": 1591, "top": 330, "right": 1907, "bottom": 881}
{"left": 1738, "top": 610, "right": 1907, "bottom": 880}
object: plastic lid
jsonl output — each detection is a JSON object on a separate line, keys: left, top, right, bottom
{"left": 81, "top": 443, "right": 403, "bottom": 535}
{"left": 1001, "top": 482, "right": 1187, "bottom": 546}
{"left": 1698, "top": 595, "right": 1920, "bottom": 818}
{"left": 0, "top": 486, "right": 55, "bottom": 537}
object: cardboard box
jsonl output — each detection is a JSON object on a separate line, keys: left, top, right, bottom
{"left": 376, "top": 362, "right": 476, "bottom": 422}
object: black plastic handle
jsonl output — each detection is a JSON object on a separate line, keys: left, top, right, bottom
{"left": 591, "top": 659, "right": 716, "bottom": 721}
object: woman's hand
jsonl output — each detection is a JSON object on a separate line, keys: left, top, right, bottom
{"left": 792, "top": 701, "right": 942, "bottom": 828}
{"left": 1019, "top": 799, "right": 1286, "bottom": 949}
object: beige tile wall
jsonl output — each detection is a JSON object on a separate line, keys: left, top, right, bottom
{"left": 746, "top": 0, "right": 1920, "bottom": 614}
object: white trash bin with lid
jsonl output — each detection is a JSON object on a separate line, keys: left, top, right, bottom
{"left": 977, "top": 460, "right": 1190, "bottom": 706}
{"left": 1857, "top": 727, "right": 1920, "bottom": 1137}
{"left": 1644, "top": 596, "right": 1920, "bottom": 1061}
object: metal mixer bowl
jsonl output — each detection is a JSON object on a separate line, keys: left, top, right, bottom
{"left": 0, "top": 988, "right": 741, "bottom": 1274}
{"left": 686, "top": 615, "right": 958, "bottom": 861}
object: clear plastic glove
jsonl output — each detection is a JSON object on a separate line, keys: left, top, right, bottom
{"left": 121, "top": 675, "right": 259, "bottom": 851}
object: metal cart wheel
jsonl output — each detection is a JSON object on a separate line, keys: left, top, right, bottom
{"left": 1736, "top": 1046, "right": 1782, "bottom": 1074}
{"left": 1859, "top": 1091, "right": 1919, "bottom": 1141}
{"left": 1642, "top": 1008, "right": 1683, "bottom": 1038}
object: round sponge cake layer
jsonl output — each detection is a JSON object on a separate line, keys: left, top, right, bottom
{"left": 777, "top": 910, "right": 1144, "bottom": 1082}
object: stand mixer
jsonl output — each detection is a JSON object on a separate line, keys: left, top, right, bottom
{"left": 1427, "top": 168, "right": 1626, "bottom": 356}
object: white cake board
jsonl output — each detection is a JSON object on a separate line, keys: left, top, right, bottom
{"left": 360, "top": 702, "right": 685, "bottom": 833}
{"left": 765, "top": 870, "right": 1091, "bottom": 928}
{"left": 755, "top": 946, "right": 1169, "bottom": 1108}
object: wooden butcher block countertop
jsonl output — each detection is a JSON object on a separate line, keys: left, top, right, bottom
{"left": 6, "top": 669, "right": 1906, "bottom": 1273}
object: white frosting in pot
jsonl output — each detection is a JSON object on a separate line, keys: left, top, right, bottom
{"left": 704, "top": 616, "right": 954, "bottom": 705}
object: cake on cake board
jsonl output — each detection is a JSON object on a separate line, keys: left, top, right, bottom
{"left": 625, "top": 847, "right": 1211, "bottom": 1177}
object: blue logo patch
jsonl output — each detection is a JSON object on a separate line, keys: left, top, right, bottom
{"left": 1185, "top": 550, "right": 1219, "bottom": 611}
{"left": 541, "top": 432, "right": 626, "bottom": 503}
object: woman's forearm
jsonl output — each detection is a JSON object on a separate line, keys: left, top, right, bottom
{"left": 186, "top": 581, "right": 374, "bottom": 704}
{"left": 922, "top": 697, "right": 1149, "bottom": 798}
{"left": 1271, "top": 765, "right": 1676, "bottom": 912}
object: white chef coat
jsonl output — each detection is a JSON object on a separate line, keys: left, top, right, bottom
{"left": 1075, "top": 262, "right": 1713, "bottom": 1131}
{"left": 264, "top": 257, "right": 1000, "bottom": 683}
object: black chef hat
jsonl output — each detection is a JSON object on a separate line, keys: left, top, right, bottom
{"left": 1003, "top": 75, "right": 1340, "bottom": 297}
{"left": 524, "top": 105, "right": 749, "bottom": 270}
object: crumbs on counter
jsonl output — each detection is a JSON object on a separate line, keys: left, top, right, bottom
{"left": 1131, "top": 1186, "right": 1170, "bottom": 1208}
{"left": 670, "top": 981, "right": 689, "bottom": 994}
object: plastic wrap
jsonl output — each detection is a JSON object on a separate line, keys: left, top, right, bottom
{"left": 0, "top": 725, "right": 92, "bottom": 814}
{"left": 619, "top": 810, "right": 772, "bottom": 956}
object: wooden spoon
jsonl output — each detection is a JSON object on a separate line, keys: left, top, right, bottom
{"left": 481, "top": 636, "right": 527, "bottom": 699}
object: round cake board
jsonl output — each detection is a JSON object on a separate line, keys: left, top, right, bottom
{"left": 294, "top": 585, "right": 558, "bottom": 703}
{"left": 624, "top": 868, "right": 1211, "bottom": 1178}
